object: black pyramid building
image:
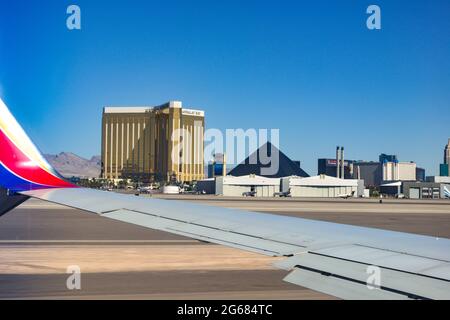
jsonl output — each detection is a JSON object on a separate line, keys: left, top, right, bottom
{"left": 229, "top": 142, "right": 309, "bottom": 178}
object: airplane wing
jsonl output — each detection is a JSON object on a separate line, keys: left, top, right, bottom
{"left": 1, "top": 97, "right": 450, "bottom": 300}
{"left": 20, "top": 187, "right": 450, "bottom": 300}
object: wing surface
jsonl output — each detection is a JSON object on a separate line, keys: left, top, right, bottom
{"left": 21, "top": 187, "right": 450, "bottom": 300}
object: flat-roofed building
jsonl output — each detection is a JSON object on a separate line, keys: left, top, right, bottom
{"left": 352, "top": 161, "right": 382, "bottom": 187}
{"left": 382, "top": 161, "right": 416, "bottom": 181}
{"left": 101, "top": 101, "right": 204, "bottom": 183}
{"left": 403, "top": 181, "right": 450, "bottom": 199}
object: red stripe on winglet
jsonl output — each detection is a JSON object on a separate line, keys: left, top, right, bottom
{"left": 0, "top": 128, "right": 75, "bottom": 188}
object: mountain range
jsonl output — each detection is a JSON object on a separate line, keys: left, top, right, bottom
{"left": 44, "top": 152, "right": 101, "bottom": 178}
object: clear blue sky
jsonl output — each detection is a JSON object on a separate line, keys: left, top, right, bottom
{"left": 1, "top": 0, "right": 449, "bottom": 175}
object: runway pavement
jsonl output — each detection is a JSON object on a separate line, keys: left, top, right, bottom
{"left": 0, "top": 195, "right": 449, "bottom": 299}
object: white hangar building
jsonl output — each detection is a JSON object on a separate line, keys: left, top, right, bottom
{"left": 215, "top": 175, "right": 280, "bottom": 197}
{"left": 281, "top": 175, "right": 364, "bottom": 198}
{"left": 201, "top": 174, "right": 365, "bottom": 198}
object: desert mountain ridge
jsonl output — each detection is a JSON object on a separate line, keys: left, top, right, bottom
{"left": 44, "top": 152, "right": 101, "bottom": 178}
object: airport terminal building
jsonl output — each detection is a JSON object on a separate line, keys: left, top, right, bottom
{"left": 101, "top": 101, "right": 205, "bottom": 183}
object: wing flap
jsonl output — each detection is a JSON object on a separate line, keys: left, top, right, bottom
{"left": 310, "top": 244, "right": 450, "bottom": 281}
{"left": 276, "top": 252, "right": 450, "bottom": 300}
{"left": 283, "top": 268, "right": 410, "bottom": 300}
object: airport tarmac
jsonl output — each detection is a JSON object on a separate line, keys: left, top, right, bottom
{"left": 1, "top": 196, "right": 449, "bottom": 299}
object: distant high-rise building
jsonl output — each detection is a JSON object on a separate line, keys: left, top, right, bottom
{"left": 352, "top": 161, "right": 382, "bottom": 187}
{"left": 382, "top": 161, "right": 416, "bottom": 181}
{"left": 318, "top": 158, "right": 354, "bottom": 179}
{"left": 445, "top": 139, "right": 450, "bottom": 165}
{"left": 416, "top": 167, "right": 426, "bottom": 182}
{"left": 440, "top": 164, "right": 450, "bottom": 177}
{"left": 439, "top": 139, "right": 450, "bottom": 177}
{"left": 101, "top": 101, "right": 205, "bottom": 183}
{"left": 317, "top": 146, "right": 352, "bottom": 179}
{"left": 378, "top": 153, "right": 418, "bottom": 182}
{"left": 353, "top": 153, "right": 422, "bottom": 186}
{"left": 208, "top": 153, "right": 227, "bottom": 178}
{"left": 379, "top": 153, "right": 398, "bottom": 163}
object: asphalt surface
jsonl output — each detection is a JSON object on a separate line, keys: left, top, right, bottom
{"left": 0, "top": 196, "right": 449, "bottom": 299}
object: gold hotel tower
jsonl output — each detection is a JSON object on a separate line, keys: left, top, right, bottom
{"left": 101, "top": 101, "right": 205, "bottom": 183}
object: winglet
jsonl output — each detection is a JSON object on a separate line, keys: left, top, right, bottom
{"left": 0, "top": 98, "right": 75, "bottom": 191}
